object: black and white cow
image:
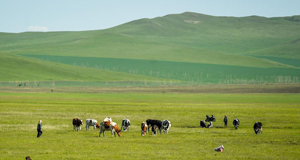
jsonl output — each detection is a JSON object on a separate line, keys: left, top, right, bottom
{"left": 162, "top": 120, "right": 171, "bottom": 134}
{"left": 146, "top": 119, "right": 162, "bottom": 134}
{"left": 86, "top": 119, "right": 100, "bottom": 130}
{"left": 72, "top": 118, "right": 83, "bottom": 131}
{"left": 253, "top": 122, "right": 263, "bottom": 134}
{"left": 233, "top": 119, "right": 240, "bottom": 130}
{"left": 121, "top": 119, "right": 131, "bottom": 132}
{"left": 200, "top": 120, "right": 206, "bottom": 128}
{"left": 207, "top": 122, "right": 213, "bottom": 128}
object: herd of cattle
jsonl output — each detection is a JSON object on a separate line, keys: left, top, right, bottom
{"left": 72, "top": 116, "right": 262, "bottom": 137}
{"left": 72, "top": 117, "right": 171, "bottom": 137}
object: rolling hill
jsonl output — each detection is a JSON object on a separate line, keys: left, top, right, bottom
{"left": 0, "top": 12, "right": 300, "bottom": 85}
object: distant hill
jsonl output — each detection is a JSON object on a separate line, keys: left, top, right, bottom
{"left": 0, "top": 12, "right": 300, "bottom": 85}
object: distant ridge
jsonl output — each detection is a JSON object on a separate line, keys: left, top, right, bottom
{"left": 0, "top": 12, "right": 300, "bottom": 83}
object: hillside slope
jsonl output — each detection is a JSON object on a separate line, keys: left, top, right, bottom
{"left": 0, "top": 12, "right": 300, "bottom": 65}
{"left": 247, "top": 37, "right": 300, "bottom": 59}
{"left": 0, "top": 53, "right": 162, "bottom": 81}
{"left": 109, "top": 12, "right": 300, "bottom": 55}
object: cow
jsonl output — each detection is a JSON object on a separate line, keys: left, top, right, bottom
{"left": 200, "top": 120, "right": 206, "bottom": 128}
{"left": 233, "top": 119, "right": 240, "bottom": 130}
{"left": 162, "top": 120, "right": 171, "bottom": 134}
{"left": 86, "top": 119, "right": 100, "bottom": 130}
{"left": 205, "top": 115, "right": 216, "bottom": 122}
{"left": 207, "top": 122, "right": 213, "bottom": 128}
{"left": 141, "top": 122, "right": 148, "bottom": 136}
{"left": 72, "top": 118, "right": 83, "bottom": 131}
{"left": 152, "top": 125, "right": 158, "bottom": 136}
{"left": 99, "top": 121, "right": 121, "bottom": 137}
{"left": 253, "top": 122, "right": 263, "bottom": 134}
{"left": 146, "top": 119, "right": 162, "bottom": 134}
{"left": 103, "top": 117, "right": 112, "bottom": 129}
{"left": 121, "top": 119, "right": 131, "bottom": 132}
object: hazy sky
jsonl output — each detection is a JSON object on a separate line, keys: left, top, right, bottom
{"left": 1, "top": 0, "right": 300, "bottom": 33}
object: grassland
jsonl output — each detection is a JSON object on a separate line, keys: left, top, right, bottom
{"left": 0, "top": 92, "right": 299, "bottom": 159}
{"left": 21, "top": 55, "right": 300, "bottom": 85}
{"left": 0, "top": 53, "right": 165, "bottom": 82}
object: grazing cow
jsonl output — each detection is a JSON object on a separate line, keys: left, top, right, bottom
{"left": 162, "top": 120, "right": 171, "bottom": 134}
{"left": 103, "top": 117, "right": 112, "bottom": 129}
{"left": 121, "top": 119, "right": 131, "bottom": 132}
{"left": 146, "top": 119, "right": 162, "bottom": 134}
{"left": 152, "top": 125, "right": 158, "bottom": 136}
{"left": 99, "top": 121, "right": 121, "bottom": 137}
{"left": 205, "top": 115, "right": 216, "bottom": 122}
{"left": 141, "top": 122, "right": 148, "bottom": 136}
{"left": 253, "top": 122, "right": 263, "bottom": 134}
{"left": 207, "top": 122, "right": 213, "bottom": 128}
{"left": 86, "top": 119, "right": 100, "bottom": 130}
{"left": 233, "top": 119, "right": 240, "bottom": 130}
{"left": 72, "top": 118, "right": 83, "bottom": 131}
{"left": 200, "top": 120, "right": 206, "bottom": 128}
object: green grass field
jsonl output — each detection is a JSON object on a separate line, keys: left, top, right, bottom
{"left": 0, "top": 92, "right": 299, "bottom": 159}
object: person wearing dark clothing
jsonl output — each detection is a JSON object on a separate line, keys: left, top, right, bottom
{"left": 223, "top": 116, "right": 228, "bottom": 128}
{"left": 37, "top": 120, "right": 43, "bottom": 138}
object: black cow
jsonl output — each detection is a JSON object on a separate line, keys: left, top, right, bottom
{"left": 200, "top": 120, "right": 206, "bottom": 128}
{"left": 233, "top": 119, "right": 240, "bottom": 130}
{"left": 253, "top": 122, "right": 263, "bottom": 134}
{"left": 146, "top": 119, "right": 162, "bottom": 134}
{"left": 205, "top": 115, "right": 216, "bottom": 122}
{"left": 72, "top": 118, "right": 83, "bottom": 131}
{"left": 121, "top": 119, "right": 131, "bottom": 132}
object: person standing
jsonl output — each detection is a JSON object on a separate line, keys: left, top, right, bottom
{"left": 223, "top": 115, "right": 228, "bottom": 128}
{"left": 37, "top": 120, "right": 43, "bottom": 138}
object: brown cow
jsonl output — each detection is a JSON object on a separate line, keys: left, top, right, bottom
{"left": 99, "top": 121, "right": 121, "bottom": 137}
{"left": 73, "top": 118, "right": 83, "bottom": 131}
{"left": 141, "top": 122, "right": 148, "bottom": 136}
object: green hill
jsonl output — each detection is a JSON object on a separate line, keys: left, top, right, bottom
{"left": 0, "top": 12, "right": 300, "bottom": 85}
{"left": 247, "top": 37, "right": 300, "bottom": 59}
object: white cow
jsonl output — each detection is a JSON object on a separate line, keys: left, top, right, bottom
{"left": 99, "top": 121, "right": 121, "bottom": 137}
{"left": 162, "top": 120, "right": 171, "bottom": 134}
{"left": 86, "top": 119, "right": 99, "bottom": 130}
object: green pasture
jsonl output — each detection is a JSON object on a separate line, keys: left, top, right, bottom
{"left": 23, "top": 55, "right": 300, "bottom": 85}
{"left": 0, "top": 92, "right": 299, "bottom": 159}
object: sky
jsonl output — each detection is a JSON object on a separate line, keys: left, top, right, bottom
{"left": 1, "top": 0, "right": 300, "bottom": 33}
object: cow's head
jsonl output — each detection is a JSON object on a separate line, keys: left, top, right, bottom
{"left": 96, "top": 122, "right": 100, "bottom": 128}
{"left": 117, "top": 130, "right": 121, "bottom": 137}
{"left": 114, "top": 124, "right": 121, "bottom": 137}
